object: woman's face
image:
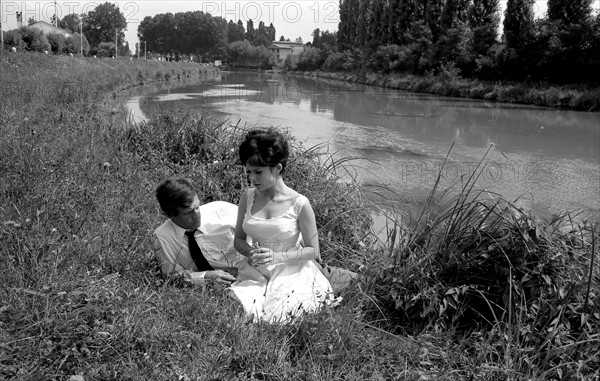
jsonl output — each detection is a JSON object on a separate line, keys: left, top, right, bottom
{"left": 246, "top": 164, "right": 280, "bottom": 190}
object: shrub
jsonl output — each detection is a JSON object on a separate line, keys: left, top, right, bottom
{"left": 19, "top": 27, "right": 51, "bottom": 52}
{"left": 96, "top": 41, "right": 116, "bottom": 58}
{"left": 64, "top": 33, "right": 90, "bottom": 56}
{"left": 47, "top": 32, "right": 66, "bottom": 54}
{"left": 3, "top": 29, "right": 27, "bottom": 50}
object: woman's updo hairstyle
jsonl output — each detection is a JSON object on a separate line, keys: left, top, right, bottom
{"left": 239, "top": 128, "right": 289, "bottom": 174}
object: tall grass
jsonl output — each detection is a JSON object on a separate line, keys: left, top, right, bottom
{"left": 361, "top": 145, "right": 599, "bottom": 379}
{"left": 1, "top": 51, "right": 598, "bottom": 380}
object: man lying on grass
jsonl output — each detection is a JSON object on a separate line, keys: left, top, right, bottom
{"left": 152, "top": 177, "right": 357, "bottom": 291}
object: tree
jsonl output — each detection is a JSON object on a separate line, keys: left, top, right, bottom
{"left": 254, "top": 21, "right": 271, "bottom": 46}
{"left": 426, "top": 0, "right": 445, "bottom": 41}
{"left": 320, "top": 31, "right": 338, "bottom": 52}
{"left": 387, "top": 0, "right": 402, "bottom": 44}
{"left": 367, "top": 0, "right": 387, "bottom": 46}
{"left": 440, "top": 0, "right": 470, "bottom": 32}
{"left": 266, "top": 23, "right": 276, "bottom": 43}
{"left": 312, "top": 28, "right": 321, "bottom": 48}
{"left": 246, "top": 19, "right": 255, "bottom": 43}
{"left": 547, "top": 0, "right": 594, "bottom": 26}
{"left": 82, "top": 2, "right": 127, "bottom": 50}
{"left": 503, "top": 0, "right": 535, "bottom": 51}
{"left": 227, "top": 20, "right": 245, "bottom": 43}
{"left": 469, "top": 0, "right": 500, "bottom": 55}
{"left": 59, "top": 14, "right": 81, "bottom": 33}
{"left": 338, "top": 0, "right": 359, "bottom": 50}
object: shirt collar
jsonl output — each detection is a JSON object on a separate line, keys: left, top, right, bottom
{"left": 168, "top": 219, "right": 204, "bottom": 238}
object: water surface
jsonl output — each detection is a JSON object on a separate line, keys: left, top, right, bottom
{"left": 125, "top": 71, "right": 600, "bottom": 222}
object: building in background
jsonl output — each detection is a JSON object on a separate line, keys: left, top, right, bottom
{"left": 27, "top": 21, "right": 72, "bottom": 38}
{"left": 267, "top": 41, "right": 305, "bottom": 62}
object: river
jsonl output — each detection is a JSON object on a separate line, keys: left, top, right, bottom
{"left": 125, "top": 70, "right": 600, "bottom": 226}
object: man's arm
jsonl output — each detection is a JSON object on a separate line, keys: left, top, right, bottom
{"left": 152, "top": 232, "right": 236, "bottom": 284}
{"left": 152, "top": 232, "right": 209, "bottom": 283}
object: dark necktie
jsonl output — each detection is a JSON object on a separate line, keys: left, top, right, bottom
{"left": 185, "top": 230, "right": 214, "bottom": 271}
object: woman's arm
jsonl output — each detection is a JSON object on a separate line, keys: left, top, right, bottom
{"left": 234, "top": 190, "right": 254, "bottom": 257}
{"left": 291, "top": 199, "right": 320, "bottom": 261}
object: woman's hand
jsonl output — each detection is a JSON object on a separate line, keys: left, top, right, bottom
{"left": 249, "top": 247, "right": 276, "bottom": 267}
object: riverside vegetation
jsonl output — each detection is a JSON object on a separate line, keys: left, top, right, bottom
{"left": 1, "top": 52, "right": 598, "bottom": 380}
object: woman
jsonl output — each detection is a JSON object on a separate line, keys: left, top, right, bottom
{"left": 230, "top": 128, "right": 333, "bottom": 323}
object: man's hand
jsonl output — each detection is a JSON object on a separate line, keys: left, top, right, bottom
{"left": 205, "top": 270, "right": 236, "bottom": 283}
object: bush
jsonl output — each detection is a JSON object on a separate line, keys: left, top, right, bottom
{"left": 19, "top": 27, "right": 51, "bottom": 52}
{"left": 64, "top": 33, "right": 90, "bottom": 56}
{"left": 96, "top": 41, "right": 116, "bottom": 58}
{"left": 47, "top": 32, "right": 66, "bottom": 54}
{"left": 3, "top": 29, "right": 27, "bottom": 51}
{"left": 296, "top": 47, "right": 325, "bottom": 71}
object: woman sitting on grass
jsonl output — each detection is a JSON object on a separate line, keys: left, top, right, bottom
{"left": 230, "top": 128, "right": 334, "bottom": 323}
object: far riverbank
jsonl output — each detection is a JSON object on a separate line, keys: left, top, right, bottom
{"left": 270, "top": 68, "right": 600, "bottom": 112}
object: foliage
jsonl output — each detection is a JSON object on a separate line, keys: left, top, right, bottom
{"left": 227, "top": 40, "right": 269, "bottom": 67}
{"left": 59, "top": 13, "right": 82, "bottom": 33}
{"left": 18, "top": 27, "right": 51, "bottom": 52}
{"left": 46, "top": 33, "right": 66, "bottom": 54}
{"left": 3, "top": 29, "right": 27, "bottom": 51}
{"left": 138, "top": 10, "right": 274, "bottom": 60}
{"left": 82, "top": 2, "right": 127, "bottom": 51}
{"left": 96, "top": 41, "right": 117, "bottom": 58}
{"left": 328, "top": 0, "right": 598, "bottom": 85}
{"left": 294, "top": 47, "right": 325, "bottom": 71}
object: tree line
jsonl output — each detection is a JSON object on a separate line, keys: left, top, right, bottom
{"left": 137, "top": 11, "right": 280, "bottom": 64}
{"left": 322, "top": 0, "right": 599, "bottom": 83}
{"left": 1, "top": 2, "right": 131, "bottom": 57}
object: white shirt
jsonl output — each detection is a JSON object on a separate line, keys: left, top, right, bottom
{"left": 152, "top": 201, "right": 246, "bottom": 283}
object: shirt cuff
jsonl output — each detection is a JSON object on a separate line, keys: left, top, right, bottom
{"left": 186, "top": 271, "right": 208, "bottom": 283}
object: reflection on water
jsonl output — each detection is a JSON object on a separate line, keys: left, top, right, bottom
{"left": 125, "top": 71, "right": 600, "bottom": 220}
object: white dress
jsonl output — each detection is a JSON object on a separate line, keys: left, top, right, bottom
{"left": 228, "top": 188, "right": 334, "bottom": 323}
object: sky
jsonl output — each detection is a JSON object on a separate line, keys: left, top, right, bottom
{"left": 0, "top": 1, "right": 598, "bottom": 47}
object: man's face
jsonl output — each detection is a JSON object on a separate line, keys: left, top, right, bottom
{"left": 171, "top": 195, "right": 201, "bottom": 230}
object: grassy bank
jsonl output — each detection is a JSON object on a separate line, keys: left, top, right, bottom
{"left": 1, "top": 52, "right": 599, "bottom": 380}
{"left": 289, "top": 69, "right": 600, "bottom": 112}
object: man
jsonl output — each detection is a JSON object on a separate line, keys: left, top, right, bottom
{"left": 152, "top": 177, "right": 245, "bottom": 283}
{"left": 152, "top": 177, "right": 358, "bottom": 291}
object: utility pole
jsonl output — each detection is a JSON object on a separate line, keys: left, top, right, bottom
{"left": 144, "top": 41, "right": 147, "bottom": 60}
{"left": 115, "top": 29, "right": 117, "bottom": 58}
{"left": 79, "top": 15, "right": 83, "bottom": 56}
{"left": 0, "top": 0, "right": 4, "bottom": 56}
{"left": 54, "top": 0, "right": 58, "bottom": 27}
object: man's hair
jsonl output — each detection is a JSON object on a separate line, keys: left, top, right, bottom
{"left": 239, "top": 128, "right": 289, "bottom": 174}
{"left": 156, "top": 177, "right": 198, "bottom": 217}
